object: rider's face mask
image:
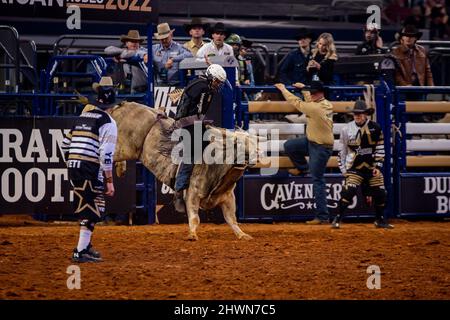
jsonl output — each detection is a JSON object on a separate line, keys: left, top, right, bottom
{"left": 211, "top": 78, "right": 224, "bottom": 91}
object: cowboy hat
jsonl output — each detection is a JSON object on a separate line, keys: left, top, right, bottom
{"left": 92, "top": 76, "right": 116, "bottom": 92}
{"left": 184, "top": 17, "right": 209, "bottom": 34}
{"left": 304, "top": 80, "right": 324, "bottom": 93}
{"left": 294, "top": 28, "right": 314, "bottom": 41}
{"left": 92, "top": 77, "right": 120, "bottom": 109}
{"left": 350, "top": 100, "right": 374, "bottom": 115}
{"left": 399, "top": 25, "right": 422, "bottom": 39}
{"left": 209, "top": 22, "right": 230, "bottom": 38}
{"left": 154, "top": 23, "right": 175, "bottom": 40}
{"left": 120, "top": 30, "right": 144, "bottom": 43}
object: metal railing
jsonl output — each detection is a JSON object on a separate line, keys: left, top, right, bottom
{"left": 0, "top": 25, "right": 39, "bottom": 92}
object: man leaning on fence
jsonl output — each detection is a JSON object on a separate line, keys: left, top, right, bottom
{"left": 153, "top": 23, "right": 193, "bottom": 86}
{"left": 105, "top": 30, "right": 148, "bottom": 93}
{"left": 275, "top": 81, "right": 334, "bottom": 225}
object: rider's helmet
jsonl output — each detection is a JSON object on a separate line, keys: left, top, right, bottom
{"left": 205, "top": 64, "right": 227, "bottom": 83}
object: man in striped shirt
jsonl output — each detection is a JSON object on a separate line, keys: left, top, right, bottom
{"left": 62, "top": 77, "right": 118, "bottom": 262}
{"left": 332, "top": 100, "right": 393, "bottom": 229}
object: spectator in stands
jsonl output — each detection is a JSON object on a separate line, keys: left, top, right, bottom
{"left": 275, "top": 81, "right": 334, "bottom": 225}
{"left": 196, "top": 22, "right": 234, "bottom": 61}
{"left": 105, "top": 30, "right": 148, "bottom": 93}
{"left": 355, "top": 23, "right": 386, "bottom": 55}
{"left": 278, "top": 28, "right": 314, "bottom": 85}
{"left": 240, "top": 38, "right": 255, "bottom": 86}
{"left": 382, "top": 0, "right": 412, "bottom": 25}
{"left": 153, "top": 23, "right": 193, "bottom": 86}
{"left": 404, "top": 5, "right": 426, "bottom": 29}
{"left": 307, "top": 33, "right": 338, "bottom": 85}
{"left": 183, "top": 17, "right": 209, "bottom": 56}
{"left": 424, "top": 0, "right": 448, "bottom": 24}
{"left": 430, "top": 7, "right": 450, "bottom": 40}
{"left": 225, "top": 33, "right": 243, "bottom": 86}
{"left": 226, "top": 33, "right": 242, "bottom": 58}
{"left": 392, "top": 25, "right": 434, "bottom": 86}
{"left": 225, "top": 34, "right": 255, "bottom": 86}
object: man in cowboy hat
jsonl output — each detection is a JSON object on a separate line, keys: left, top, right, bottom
{"left": 152, "top": 22, "right": 193, "bottom": 86}
{"left": 392, "top": 25, "right": 434, "bottom": 86}
{"left": 196, "top": 22, "right": 234, "bottom": 60}
{"left": 279, "top": 28, "right": 314, "bottom": 85}
{"left": 183, "top": 17, "right": 209, "bottom": 56}
{"left": 61, "top": 76, "right": 119, "bottom": 262}
{"left": 332, "top": 100, "right": 393, "bottom": 229}
{"left": 274, "top": 80, "right": 334, "bottom": 225}
{"left": 105, "top": 29, "right": 148, "bottom": 93}
{"left": 355, "top": 22, "right": 385, "bottom": 55}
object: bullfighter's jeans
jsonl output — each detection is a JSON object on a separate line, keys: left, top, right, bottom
{"left": 284, "top": 137, "right": 333, "bottom": 221}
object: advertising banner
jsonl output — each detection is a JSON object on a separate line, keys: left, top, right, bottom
{"left": 400, "top": 174, "right": 450, "bottom": 216}
{"left": 0, "top": 0, "right": 159, "bottom": 24}
{"left": 0, "top": 117, "right": 135, "bottom": 217}
{"left": 242, "top": 175, "right": 374, "bottom": 220}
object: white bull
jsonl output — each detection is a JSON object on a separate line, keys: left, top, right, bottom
{"left": 110, "top": 102, "right": 260, "bottom": 240}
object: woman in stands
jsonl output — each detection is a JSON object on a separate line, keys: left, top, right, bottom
{"left": 307, "top": 33, "right": 338, "bottom": 85}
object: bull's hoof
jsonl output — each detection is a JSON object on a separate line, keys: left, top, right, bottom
{"left": 239, "top": 233, "right": 253, "bottom": 240}
{"left": 187, "top": 233, "right": 199, "bottom": 241}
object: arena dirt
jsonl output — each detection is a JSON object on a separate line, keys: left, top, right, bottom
{"left": 0, "top": 217, "right": 449, "bottom": 300}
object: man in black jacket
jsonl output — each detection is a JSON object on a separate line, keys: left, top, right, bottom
{"left": 278, "top": 28, "right": 314, "bottom": 85}
{"left": 173, "top": 64, "right": 227, "bottom": 212}
{"left": 355, "top": 23, "right": 386, "bottom": 55}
